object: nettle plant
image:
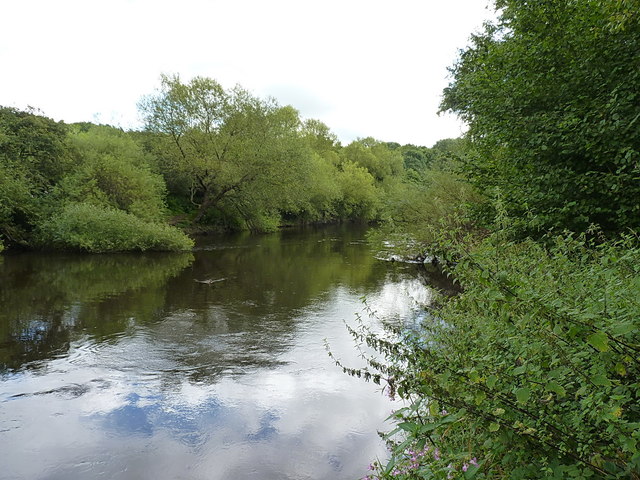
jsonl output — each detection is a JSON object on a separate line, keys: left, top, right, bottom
{"left": 337, "top": 230, "right": 640, "bottom": 479}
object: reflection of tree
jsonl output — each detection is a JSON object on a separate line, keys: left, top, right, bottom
{"left": 0, "top": 252, "right": 193, "bottom": 371}
{"left": 0, "top": 226, "right": 429, "bottom": 383}
{"left": 415, "top": 264, "right": 461, "bottom": 297}
{"left": 132, "top": 225, "right": 394, "bottom": 386}
{"left": 161, "top": 228, "right": 379, "bottom": 332}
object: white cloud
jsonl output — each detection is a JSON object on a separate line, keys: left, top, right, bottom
{"left": 0, "top": 0, "right": 493, "bottom": 146}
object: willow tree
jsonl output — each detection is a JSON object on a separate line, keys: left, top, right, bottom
{"left": 139, "top": 75, "right": 307, "bottom": 226}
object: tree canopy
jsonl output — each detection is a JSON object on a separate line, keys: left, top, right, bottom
{"left": 139, "top": 75, "right": 310, "bottom": 227}
{"left": 441, "top": 0, "right": 640, "bottom": 235}
{"left": 138, "top": 75, "right": 404, "bottom": 230}
{"left": 0, "top": 108, "right": 192, "bottom": 252}
{"left": 0, "top": 107, "right": 71, "bottom": 245}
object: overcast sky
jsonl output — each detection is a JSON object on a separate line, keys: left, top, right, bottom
{"left": 0, "top": 0, "right": 494, "bottom": 147}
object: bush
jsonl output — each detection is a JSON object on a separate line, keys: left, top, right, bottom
{"left": 63, "top": 125, "right": 169, "bottom": 223}
{"left": 38, "top": 203, "right": 194, "bottom": 252}
{"left": 348, "top": 231, "right": 640, "bottom": 479}
{"left": 0, "top": 106, "right": 73, "bottom": 246}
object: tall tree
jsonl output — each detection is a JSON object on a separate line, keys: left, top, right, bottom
{"left": 341, "top": 137, "right": 404, "bottom": 184}
{"left": 441, "top": 0, "right": 640, "bottom": 234}
{"left": 139, "top": 75, "right": 307, "bottom": 226}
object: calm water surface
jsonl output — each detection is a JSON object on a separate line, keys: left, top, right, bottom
{"left": 0, "top": 226, "right": 441, "bottom": 480}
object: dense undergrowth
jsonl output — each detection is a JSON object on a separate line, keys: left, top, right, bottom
{"left": 346, "top": 228, "right": 640, "bottom": 479}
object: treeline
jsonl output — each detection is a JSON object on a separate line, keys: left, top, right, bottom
{"left": 0, "top": 76, "right": 462, "bottom": 253}
{"left": 0, "top": 108, "right": 194, "bottom": 252}
{"left": 349, "top": 1, "right": 640, "bottom": 479}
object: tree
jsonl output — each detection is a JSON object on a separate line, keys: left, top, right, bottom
{"left": 441, "top": 0, "right": 640, "bottom": 235}
{"left": 341, "top": 137, "right": 404, "bottom": 184}
{"left": 60, "top": 125, "right": 168, "bottom": 222}
{"left": 0, "top": 107, "right": 72, "bottom": 245}
{"left": 334, "top": 161, "right": 380, "bottom": 220}
{"left": 139, "top": 75, "right": 307, "bottom": 227}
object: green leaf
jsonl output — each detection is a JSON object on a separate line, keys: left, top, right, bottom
{"left": 614, "top": 363, "right": 627, "bottom": 376}
{"left": 397, "top": 422, "right": 419, "bottom": 434}
{"left": 546, "top": 381, "right": 566, "bottom": 398}
{"left": 486, "top": 375, "right": 498, "bottom": 388}
{"left": 513, "top": 366, "right": 527, "bottom": 375}
{"left": 418, "top": 423, "right": 440, "bottom": 433}
{"left": 475, "top": 391, "right": 487, "bottom": 405}
{"left": 612, "top": 323, "right": 635, "bottom": 336}
{"left": 587, "top": 332, "right": 610, "bottom": 352}
{"left": 591, "top": 374, "right": 611, "bottom": 387}
{"left": 515, "top": 387, "right": 531, "bottom": 404}
{"left": 489, "top": 422, "right": 500, "bottom": 432}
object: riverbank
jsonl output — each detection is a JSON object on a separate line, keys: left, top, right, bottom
{"left": 357, "top": 230, "right": 640, "bottom": 479}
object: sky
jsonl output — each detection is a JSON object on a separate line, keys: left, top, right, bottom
{"left": 0, "top": 0, "right": 494, "bottom": 147}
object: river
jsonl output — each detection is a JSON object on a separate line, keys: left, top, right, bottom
{"left": 0, "top": 225, "right": 444, "bottom": 480}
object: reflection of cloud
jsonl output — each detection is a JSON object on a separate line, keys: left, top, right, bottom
{"left": 0, "top": 272, "right": 435, "bottom": 479}
{"left": 367, "top": 278, "right": 434, "bottom": 319}
{"left": 93, "top": 391, "right": 218, "bottom": 447}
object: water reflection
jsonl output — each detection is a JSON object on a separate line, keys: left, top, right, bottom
{"left": 0, "top": 252, "right": 194, "bottom": 371}
{"left": 0, "top": 225, "right": 439, "bottom": 480}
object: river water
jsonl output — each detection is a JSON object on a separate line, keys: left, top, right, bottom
{"left": 0, "top": 226, "right": 443, "bottom": 480}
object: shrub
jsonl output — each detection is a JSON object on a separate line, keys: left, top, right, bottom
{"left": 38, "top": 203, "right": 194, "bottom": 252}
{"left": 63, "top": 125, "right": 169, "bottom": 223}
{"left": 347, "top": 231, "right": 640, "bottom": 479}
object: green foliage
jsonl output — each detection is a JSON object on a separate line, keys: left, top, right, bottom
{"left": 61, "top": 124, "right": 168, "bottom": 222}
{"left": 139, "top": 76, "right": 403, "bottom": 230}
{"left": 441, "top": 0, "right": 640, "bottom": 235}
{"left": 290, "top": 151, "right": 341, "bottom": 222}
{"left": 341, "top": 137, "right": 404, "bottom": 184}
{"left": 139, "top": 74, "right": 311, "bottom": 228}
{"left": 335, "top": 161, "right": 381, "bottom": 220}
{"left": 0, "top": 107, "right": 195, "bottom": 252}
{"left": 38, "top": 203, "right": 193, "bottom": 252}
{"left": 0, "top": 106, "right": 72, "bottom": 245}
{"left": 372, "top": 155, "right": 485, "bottom": 259}
{"left": 403, "top": 147, "right": 431, "bottom": 172}
{"left": 350, "top": 230, "right": 640, "bottom": 479}
{"left": 301, "top": 118, "right": 341, "bottom": 152}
